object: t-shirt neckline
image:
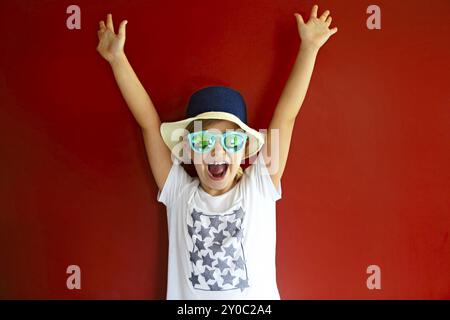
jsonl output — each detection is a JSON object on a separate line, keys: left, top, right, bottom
{"left": 198, "top": 179, "right": 240, "bottom": 198}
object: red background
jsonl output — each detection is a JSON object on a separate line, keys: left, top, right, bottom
{"left": 0, "top": 0, "right": 449, "bottom": 299}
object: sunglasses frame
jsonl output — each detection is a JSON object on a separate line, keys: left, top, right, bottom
{"left": 187, "top": 130, "right": 248, "bottom": 154}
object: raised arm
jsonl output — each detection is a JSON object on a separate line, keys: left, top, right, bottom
{"left": 263, "top": 4, "right": 338, "bottom": 189}
{"left": 96, "top": 13, "right": 172, "bottom": 191}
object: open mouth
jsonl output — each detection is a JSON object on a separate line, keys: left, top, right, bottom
{"left": 207, "top": 162, "right": 229, "bottom": 180}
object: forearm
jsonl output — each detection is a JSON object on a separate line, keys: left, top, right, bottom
{"left": 110, "top": 53, "right": 160, "bottom": 130}
{"left": 274, "top": 44, "right": 319, "bottom": 121}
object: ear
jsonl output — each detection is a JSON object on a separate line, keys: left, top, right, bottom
{"left": 181, "top": 140, "right": 193, "bottom": 162}
{"left": 245, "top": 139, "right": 250, "bottom": 158}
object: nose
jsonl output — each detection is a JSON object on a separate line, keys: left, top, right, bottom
{"left": 210, "top": 137, "right": 225, "bottom": 157}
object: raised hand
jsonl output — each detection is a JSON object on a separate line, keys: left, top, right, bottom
{"left": 294, "top": 4, "right": 338, "bottom": 51}
{"left": 96, "top": 13, "right": 128, "bottom": 63}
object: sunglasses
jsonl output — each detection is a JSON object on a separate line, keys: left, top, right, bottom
{"left": 187, "top": 130, "right": 248, "bottom": 154}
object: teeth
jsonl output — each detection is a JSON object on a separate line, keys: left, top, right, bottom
{"left": 210, "top": 161, "right": 228, "bottom": 165}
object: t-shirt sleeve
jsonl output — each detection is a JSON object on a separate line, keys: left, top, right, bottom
{"left": 242, "top": 151, "right": 282, "bottom": 202}
{"left": 157, "top": 153, "right": 195, "bottom": 207}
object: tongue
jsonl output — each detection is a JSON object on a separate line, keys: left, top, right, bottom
{"left": 209, "top": 164, "right": 227, "bottom": 176}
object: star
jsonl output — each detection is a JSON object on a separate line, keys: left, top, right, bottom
{"left": 209, "top": 216, "right": 222, "bottom": 230}
{"left": 233, "top": 207, "right": 245, "bottom": 220}
{"left": 189, "top": 272, "right": 200, "bottom": 287}
{"left": 187, "top": 224, "right": 196, "bottom": 237}
{"left": 199, "top": 225, "right": 212, "bottom": 239}
{"left": 195, "top": 238, "right": 206, "bottom": 251}
{"left": 224, "top": 220, "right": 237, "bottom": 234}
{"left": 213, "top": 230, "right": 227, "bottom": 244}
{"left": 189, "top": 250, "right": 201, "bottom": 264}
{"left": 201, "top": 266, "right": 216, "bottom": 283}
{"left": 233, "top": 256, "right": 246, "bottom": 270}
{"left": 208, "top": 281, "right": 222, "bottom": 291}
{"left": 202, "top": 252, "right": 215, "bottom": 268}
{"left": 209, "top": 243, "right": 223, "bottom": 255}
{"left": 233, "top": 227, "right": 244, "bottom": 242}
{"left": 222, "top": 270, "right": 235, "bottom": 286}
{"left": 191, "top": 208, "right": 203, "bottom": 223}
{"left": 235, "top": 277, "right": 249, "bottom": 292}
{"left": 215, "top": 257, "right": 230, "bottom": 273}
{"left": 223, "top": 244, "right": 236, "bottom": 259}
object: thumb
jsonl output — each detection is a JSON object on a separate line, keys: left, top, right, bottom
{"left": 329, "top": 27, "right": 338, "bottom": 36}
{"left": 118, "top": 20, "right": 127, "bottom": 37}
{"left": 294, "top": 13, "right": 304, "bottom": 25}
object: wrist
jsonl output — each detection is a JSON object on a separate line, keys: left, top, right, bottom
{"left": 299, "top": 43, "right": 320, "bottom": 55}
{"left": 109, "top": 52, "right": 127, "bottom": 68}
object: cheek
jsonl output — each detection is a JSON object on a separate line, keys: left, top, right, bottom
{"left": 194, "top": 163, "right": 206, "bottom": 171}
{"left": 230, "top": 150, "right": 245, "bottom": 164}
{"left": 194, "top": 165, "right": 207, "bottom": 179}
{"left": 191, "top": 151, "right": 207, "bottom": 165}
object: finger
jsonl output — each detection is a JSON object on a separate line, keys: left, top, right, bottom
{"left": 311, "top": 4, "right": 318, "bottom": 18}
{"left": 118, "top": 20, "right": 127, "bottom": 37}
{"left": 320, "top": 10, "right": 330, "bottom": 21}
{"left": 106, "top": 13, "right": 114, "bottom": 33}
{"left": 325, "top": 16, "right": 332, "bottom": 27}
{"left": 97, "top": 30, "right": 105, "bottom": 42}
{"left": 330, "top": 27, "right": 338, "bottom": 36}
{"left": 294, "top": 13, "right": 304, "bottom": 25}
{"left": 99, "top": 20, "right": 106, "bottom": 30}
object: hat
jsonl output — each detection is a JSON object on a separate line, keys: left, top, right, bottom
{"left": 160, "top": 86, "right": 265, "bottom": 162}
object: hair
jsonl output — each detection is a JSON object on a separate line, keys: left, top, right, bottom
{"left": 184, "top": 119, "right": 246, "bottom": 181}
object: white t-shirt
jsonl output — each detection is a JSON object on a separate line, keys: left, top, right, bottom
{"left": 157, "top": 150, "right": 282, "bottom": 300}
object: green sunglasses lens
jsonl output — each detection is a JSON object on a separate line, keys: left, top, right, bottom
{"left": 189, "top": 131, "right": 214, "bottom": 153}
{"left": 223, "top": 132, "right": 247, "bottom": 152}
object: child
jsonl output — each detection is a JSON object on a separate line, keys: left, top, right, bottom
{"left": 96, "top": 4, "right": 337, "bottom": 299}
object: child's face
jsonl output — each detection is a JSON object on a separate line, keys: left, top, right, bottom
{"left": 188, "top": 120, "right": 247, "bottom": 192}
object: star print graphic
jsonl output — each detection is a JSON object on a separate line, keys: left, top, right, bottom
{"left": 233, "top": 256, "right": 246, "bottom": 270}
{"left": 209, "top": 216, "right": 222, "bottom": 230}
{"left": 223, "top": 244, "right": 236, "bottom": 259}
{"left": 202, "top": 266, "right": 216, "bottom": 283}
{"left": 222, "top": 270, "right": 235, "bottom": 286}
{"left": 208, "top": 281, "right": 222, "bottom": 291}
{"left": 189, "top": 272, "right": 200, "bottom": 287}
{"left": 233, "top": 207, "right": 245, "bottom": 220}
{"left": 235, "top": 277, "right": 250, "bottom": 292}
{"left": 187, "top": 206, "right": 250, "bottom": 292}
{"left": 187, "top": 224, "right": 196, "bottom": 238}
{"left": 199, "top": 225, "right": 212, "bottom": 239}
{"left": 212, "top": 230, "right": 227, "bottom": 244}
{"left": 191, "top": 209, "right": 203, "bottom": 223}
{"left": 234, "top": 227, "right": 244, "bottom": 242}
{"left": 215, "top": 257, "right": 230, "bottom": 273}
{"left": 202, "top": 252, "right": 215, "bottom": 268}
{"left": 224, "top": 220, "right": 238, "bottom": 234}
{"left": 189, "top": 249, "right": 201, "bottom": 264}
{"left": 209, "top": 243, "right": 223, "bottom": 255}
{"left": 195, "top": 238, "right": 206, "bottom": 251}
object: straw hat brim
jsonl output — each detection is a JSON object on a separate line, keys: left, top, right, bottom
{"left": 160, "top": 111, "right": 265, "bottom": 162}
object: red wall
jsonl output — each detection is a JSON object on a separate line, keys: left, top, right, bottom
{"left": 0, "top": 0, "right": 449, "bottom": 299}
